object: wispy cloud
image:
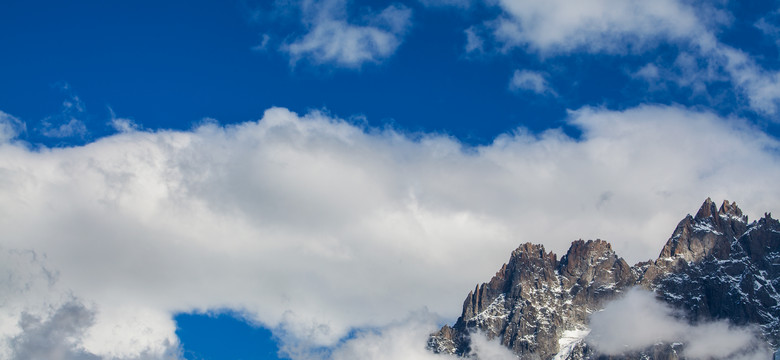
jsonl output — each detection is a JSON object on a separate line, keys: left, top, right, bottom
{"left": 489, "top": 0, "right": 702, "bottom": 54}
{"left": 39, "top": 83, "right": 88, "bottom": 139}
{"left": 509, "top": 69, "right": 556, "bottom": 96}
{"left": 108, "top": 107, "right": 141, "bottom": 134}
{"left": 0, "top": 111, "right": 26, "bottom": 143}
{"left": 279, "top": 0, "right": 412, "bottom": 69}
{"left": 468, "top": 0, "right": 780, "bottom": 116}
{"left": 463, "top": 26, "right": 484, "bottom": 53}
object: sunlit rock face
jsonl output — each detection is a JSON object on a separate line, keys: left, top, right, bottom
{"left": 429, "top": 199, "right": 780, "bottom": 359}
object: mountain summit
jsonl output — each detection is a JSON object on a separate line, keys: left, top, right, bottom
{"left": 428, "top": 199, "right": 780, "bottom": 359}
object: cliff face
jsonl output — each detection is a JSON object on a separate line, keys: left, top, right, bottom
{"left": 428, "top": 199, "right": 780, "bottom": 359}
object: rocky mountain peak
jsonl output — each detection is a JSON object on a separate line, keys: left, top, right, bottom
{"left": 657, "top": 199, "right": 749, "bottom": 264}
{"left": 429, "top": 199, "right": 780, "bottom": 359}
{"left": 430, "top": 239, "right": 636, "bottom": 359}
{"left": 510, "top": 242, "right": 557, "bottom": 263}
{"left": 694, "top": 197, "right": 718, "bottom": 220}
{"left": 718, "top": 199, "right": 746, "bottom": 221}
{"left": 559, "top": 239, "right": 635, "bottom": 310}
{"left": 559, "top": 239, "right": 614, "bottom": 276}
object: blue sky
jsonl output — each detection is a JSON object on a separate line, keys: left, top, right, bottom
{"left": 1, "top": 1, "right": 780, "bottom": 359}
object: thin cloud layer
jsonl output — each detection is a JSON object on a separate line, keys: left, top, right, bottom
{"left": 0, "top": 105, "right": 779, "bottom": 358}
{"left": 587, "top": 288, "right": 771, "bottom": 360}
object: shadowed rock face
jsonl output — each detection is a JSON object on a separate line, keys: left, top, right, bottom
{"left": 428, "top": 199, "right": 780, "bottom": 359}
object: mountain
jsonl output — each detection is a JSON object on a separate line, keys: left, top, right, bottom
{"left": 428, "top": 199, "right": 780, "bottom": 359}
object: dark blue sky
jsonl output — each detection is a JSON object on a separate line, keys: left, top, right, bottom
{"left": 4, "top": 0, "right": 776, "bottom": 149}
{"left": 2, "top": 0, "right": 780, "bottom": 359}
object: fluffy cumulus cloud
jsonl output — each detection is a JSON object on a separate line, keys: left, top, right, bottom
{"left": 281, "top": 0, "right": 412, "bottom": 68}
{"left": 587, "top": 288, "right": 771, "bottom": 360}
{"left": 0, "top": 105, "right": 779, "bottom": 358}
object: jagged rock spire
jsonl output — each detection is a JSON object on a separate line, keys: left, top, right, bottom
{"left": 429, "top": 199, "right": 780, "bottom": 359}
{"left": 718, "top": 199, "right": 745, "bottom": 220}
{"left": 694, "top": 197, "right": 718, "bottom": 220}
{"left": 657, "top": 198, "right": 749, "bottom": 263}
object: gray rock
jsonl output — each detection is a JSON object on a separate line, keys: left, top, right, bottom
{"left": 429, "top": 199, "right": 780, "bottom": 359}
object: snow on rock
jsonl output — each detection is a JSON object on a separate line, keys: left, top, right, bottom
{"left": 428, "top": 199, "right": 780, "bottom": 359}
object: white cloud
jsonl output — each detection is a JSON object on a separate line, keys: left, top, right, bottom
{"left": 587, "top": 288, "right": 771, "bottom": 360}
{"left": 464, "top": 26, "right": 484, "bottom": 53}
{"left": 467, "top": 332, "right": 518, "bottom": 359}
{"left": 633, "top": 63, "right": 659, "bottom": 81}
{"left": 108, "top": 108, "right": 141, "bottom": 134}
{"left": 301, "top": 315, "right": 440, "bottom": 360}
{"left": 0, "top": 105, "right": 779, "bottom": 358}
{"left": 713, "top": 44, "right": 780, "bottom": 114}
{"left": 253, "top": 33, "right": 272, "bottom": 52}
{"left": 0, "top": 247, "right": 180, "bottom": 360}
{"left": 110, "top": 118, "right": 141, "bottom": 133}
{"left": 755, "top": 10, "right": 780, "bottom": 40}
{"left": 509, "top": 69, "right": 555, "bottom": 95}
{"left": 477, "top": 0, "right": 780, "bottom": 115}
{"left": 282, "top": 314, "right": 515, "bottom": 360}
{"left": 0, "top": 111, "right": 25, "bottom": 143}
{"left": 40, "top": 118, "right": 88, "bottom": 138}
{"left": 490, "top": 0, "right": 702, "bottom": 54}
{"left": 282, "top": 0, "right": 412, "bottom": 68}
{"left": 40, "top": 84, "right": 89, "bottom": 138}
{"left": 9, "top": 301, "right": 100, "bottom": 360}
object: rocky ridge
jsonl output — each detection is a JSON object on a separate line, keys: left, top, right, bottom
{"left": 428, "top": 199, "right": 780, "bottom": 359}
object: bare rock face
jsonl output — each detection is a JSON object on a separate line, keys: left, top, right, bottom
{"left": 647, "top": 210, "right": 780, "bottom": 348}
{"left": 656, "top": 198, "right": 747, "bottom": 265}
{"left": 429, "top": 240, "right": 636, "bottom": 359}
{"left": 428, "top": 199, "right": 780, "bottom": 359}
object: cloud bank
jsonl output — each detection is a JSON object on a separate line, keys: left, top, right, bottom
{"left": 587, "top": 288, "right": 771, "bottom": 360}
{"left": 0, "top": 105, "right": 779, "bottom": 358}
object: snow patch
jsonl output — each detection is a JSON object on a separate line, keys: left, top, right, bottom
{"left": 554, "top": 328, "right": 590, "bottom": 360}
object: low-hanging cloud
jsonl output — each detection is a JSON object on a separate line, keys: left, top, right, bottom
{"left": 282, "top": 314, "right": 516, "bottom": 360}
{"left": 0, "top": 104, "right": 779, "bottom": 358}
{"left": 587, "top": 288, "right": 771, "bottom": 360}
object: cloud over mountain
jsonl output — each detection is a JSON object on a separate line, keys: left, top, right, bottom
{"left": 0, "top": 104, "right": 778, "bottom": 358}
